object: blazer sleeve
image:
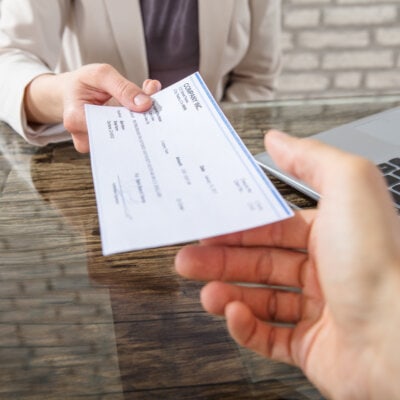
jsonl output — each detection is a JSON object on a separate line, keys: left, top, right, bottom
{"left": 0, "top": 0, "right": 72, "bottom": 146}
{"left": 224, "top": 0, "right": 282, "bottom": 102}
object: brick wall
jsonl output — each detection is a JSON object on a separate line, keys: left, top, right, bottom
{"left": 278, "top": 0, "right": 400, "bottom": 99}
{"left": 1, "top": 0, "right": 399, "bottom": 100}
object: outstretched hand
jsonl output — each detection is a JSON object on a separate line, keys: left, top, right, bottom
{"left": 24, "top": 63, "right": 161, "bottom": 152}
{"left": 63, "top": 64, "right": 161, "bottom": 152}
{"left": 175, "top": 130, "right": 400, "bottom": 400}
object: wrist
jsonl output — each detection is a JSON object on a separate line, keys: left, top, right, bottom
{"left": 24, "top": 73, "right": 65, "bottom": 125}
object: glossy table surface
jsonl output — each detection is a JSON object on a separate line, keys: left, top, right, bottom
{"left": 2, "top": 95, "right": 400, "bottom": 399}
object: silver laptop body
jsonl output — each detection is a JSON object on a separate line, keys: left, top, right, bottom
{"left": 255, "top": 106, "right": 400, "bottom": 202}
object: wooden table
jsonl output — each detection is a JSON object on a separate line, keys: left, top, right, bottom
{"left": 1, "top": 95, "right": 400, "bottom": 399}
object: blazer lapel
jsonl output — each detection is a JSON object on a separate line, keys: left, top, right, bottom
{"left": 103, "top": 0, "right": 148, "bottom": 82}
{"left": 198, "top": 0, "right": 234, "bottom": 94}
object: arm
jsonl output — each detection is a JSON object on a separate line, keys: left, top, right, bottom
{"left": 176, "top": 130, "right": 400, "bottom": 399}
{"left": 0, "top": 0, "right": 158, "bottom": 151}
{"left": 224, "top": 0, "right": 282, "bottom": 102}
{"left": 0, "top": 0, "right": 72, "bottom": 144}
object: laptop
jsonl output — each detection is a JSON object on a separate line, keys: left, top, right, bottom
{"left": 254, "top": 106, "right": 400, "bottom": 209}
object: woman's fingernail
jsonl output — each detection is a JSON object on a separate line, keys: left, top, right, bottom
{"left": 153, "top": 80, "right": 162, "bottom": 92}
{"left": 134, "top": 93, "right": 150, "bottom": 106}
{"left": 142, "top": 80, "right": 152, "bottom": 91}
{"left": 144, "top": 80, "right": 161, "bottom": 93}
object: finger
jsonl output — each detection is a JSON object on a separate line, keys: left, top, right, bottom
{"left": 175, "top": 243, "right": 308, "bottom": 288}
{"left": 200, "top": 209, "right": 315, "bottom": 249}
{"left": 83, "top": 64, "right": 153, "bottom": 112}
{"left": 142, "top": 79, "right": 162, "bottom": 95}
{"left": 201, "top": 281, "right": 301, "bottom": 324}
{"left": 266, "top": 130, "right": 400, "bottom": 274}
{"left": 70, "top": 132, "right": 89, "bottom": 153}
{"left": 63, "top": 105, "right": 90, "bottom": 153}
{"left": 225, "top": 301, "right": 296, "bottom": 365}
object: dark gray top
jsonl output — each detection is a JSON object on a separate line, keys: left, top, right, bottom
{"left": 140, "top": 0, "right": 199, "bottom": 88}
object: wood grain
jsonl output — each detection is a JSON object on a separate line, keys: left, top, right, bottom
{"left": 2, "top": 97, "right": 400, "bottom": 399}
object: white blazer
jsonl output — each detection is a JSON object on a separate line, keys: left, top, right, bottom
{"left": 0, "top": 0, "right": 281, "bottom": 146}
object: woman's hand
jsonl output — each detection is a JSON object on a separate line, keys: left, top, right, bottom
{"left": 24, "top": 63, "right": 161, "bottom": 152}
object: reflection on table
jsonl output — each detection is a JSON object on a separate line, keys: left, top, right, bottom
{"left": 2, "top": 95, "right": 400, "bottom": 399}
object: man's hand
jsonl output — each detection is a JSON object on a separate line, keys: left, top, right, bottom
{"left": 175, "top": 130, "right": 400, "bottom": 400}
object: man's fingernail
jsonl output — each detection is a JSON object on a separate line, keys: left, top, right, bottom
{"left": 134, "top": 93, "right": 151, "bottom": 106}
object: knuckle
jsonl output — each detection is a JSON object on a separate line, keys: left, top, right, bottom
{"left": 81, "top": 63, "right": 112, "bottom": 76}
{"left": 77, "top": 63, "right": 114, "bottom": 86}
{"left": 346, "top": 156, "right": 377, "bottom": 179}
{"left": 89, "top": 63, "right": 113, "bottom": 77}
{"left": 63, "top": 107, "right": 85, "bottom": 135}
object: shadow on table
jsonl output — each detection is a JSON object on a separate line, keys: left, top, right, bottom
{"left": 29, "top": 141, "right": 323, "bottom": 399}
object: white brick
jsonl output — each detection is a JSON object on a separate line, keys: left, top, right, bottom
{"left": 323, "top": 50, "right": 393, "bottom": 69}
{"left": 375, "top": 28, "right": 400, "bottom": 47}
{"left": 367, "top": 71, "right": 400, "bottom": 89}
{"left": 278, "top": 0, "right": 400, "bottom": 99}
{"left": 283, "top": 53, "right": 320, "bottom": 70}
{"left": 298, "top": 30, "right": 369, "bottom": 49}
{"left": 281, "top": 32, "right": 294, "bottom": 51}
{"left": 324, "top": 6, "right": 397, "bottom": 26}
{"left": 278, "top": 73, "right": 330, "bottom": 92}
{"left": 284, "top": 9, "right": 321, "bottom": 28}
{"left": 334, "top": 72, "right": 363, "bottom": 89}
